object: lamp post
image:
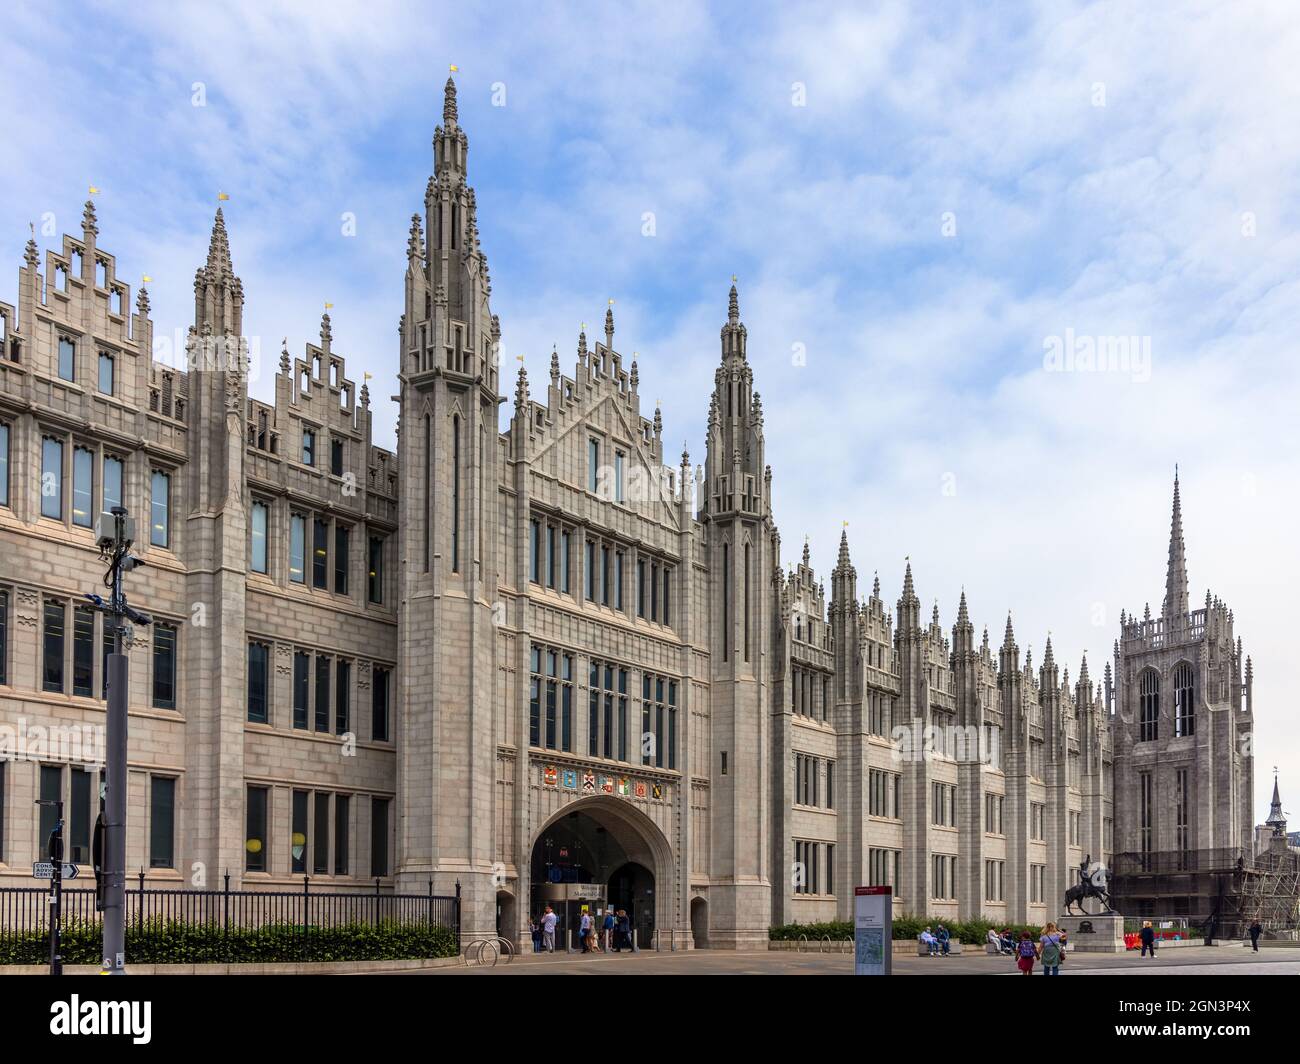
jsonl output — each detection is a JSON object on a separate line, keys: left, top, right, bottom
{"left": 85, "top": 505, "right": 150, "bottom": 975}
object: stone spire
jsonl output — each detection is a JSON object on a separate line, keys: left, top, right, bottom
{"left": 24, "top": 232, "right": 39, "bottom": 267}
{"left": 1266, "top": 770, "right": 1287, "bottom": 836}
{"left": 320, "top": 312, "right": 332, "bottom": 352}
{"left": 206, "top": 207, "right": 234, "bottom": 278}
{"left": 1164, "top": 468, "right": 1189, "bottom": 619}
{"left": 872, "top": 571, "right": 880, "bottom": 598}
{"left": 136, "top": 285, "right": 150, "bottom": 316}
{"left": 1078, "top": 652, "right": 1090, "bottom": 688}
{"left": 407, "top": 213, "right": 424, "bottom": 261}
{"left": 550, "top": 345, "right": 560, "bottom": 386}
{"left": 279, "top": 338, "right": 290, "bottom": 374}
{"left": 802, "top": 537, "right": 811, "bottom": 567}
{"left": 1003, "top": 613, "right": 1016, "bottom": 649}
{"left": 837, "top": 529, "right": 851, "bottom": 569}
{"left": 82, "top": 199, "right": 98, "bottom": 239}
{"left": 1043, "top": 635, "right": 1055, "bottom": 668}
{"left": 577, "top": 325, "right": 588, "bottom": 361}
{"left": 629, "top": 359, "right": 638, "bottom": 390}
{"left": 957, "top": 589, "right": 970, "bottom": 626}
{"left": 728, "top": 283, "right": 739, "bottom": 325}
{"left": 443, "top": 76, "right": 458, "bottom": 127}
{"left": 902, "top": 561, "right": 915, "bottom": 599}
{"left": 514, "top": 364, "right": 529, "bottom": 411}
{"left": 605, "top": 303, "right": 614, "bottom": 351}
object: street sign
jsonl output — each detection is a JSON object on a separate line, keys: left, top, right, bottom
{"left": 33, "top": 862, "right": 79, "bottom": 880}
{"left": 854, "top": 885, "right": 893, "bottom": 975}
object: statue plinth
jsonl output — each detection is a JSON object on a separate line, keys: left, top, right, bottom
{"left": 1057, "top": 911, "right": 1125, "bottom": 953}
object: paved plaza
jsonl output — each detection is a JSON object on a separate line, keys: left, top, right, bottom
{"left": 400, "top": 943, "right": 1300, "bottom": 977}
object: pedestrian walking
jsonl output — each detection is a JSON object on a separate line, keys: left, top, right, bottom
{"left": 1039, "top": 922, "right": 1063, "bottom": 976}
{"left": 615, "top": 909, "right": 631, "bottom": 952}
{"left": 1016, "top": 930, "right": 1037, "bottom": 975}
{"left": 579, "top": 909, "right": 592, "bottom": 953}
{"left": 1248, "top": 919, "right": 1263, "bottom": 952}
{"left": 541, "top": 905, "right": 558, "bottom": 953}
{"left": 1139, "top": 920, "right": 1156, "bottom": 958}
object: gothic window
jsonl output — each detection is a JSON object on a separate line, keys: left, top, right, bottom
{"left": 1139, "top": 670, "right": 1159, "bottom": 742}
{"left": 1173, "top": 662, "right": 1194, "bottom": 737}
{"left": 450, "top": 415, "right": 460, "bottom": 572}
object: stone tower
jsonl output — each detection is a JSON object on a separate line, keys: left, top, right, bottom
{"left": 183, "top": 207, "right": 250, "bottom": 882}
{"left": 394, "top": 77, "right": 504, "bottom": 937}
{"left": 702, "top": 285, "right": 774, "bottom": 947}
{"left": 1111, "top": 473, "right": 1254, "bottom": 860}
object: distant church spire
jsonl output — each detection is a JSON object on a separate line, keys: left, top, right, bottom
{"left": 1164, "top": 467, "right": 1189, "bottom": 619}
{"left": 1266, "top": 770, "right": 1287, "bottom": 837}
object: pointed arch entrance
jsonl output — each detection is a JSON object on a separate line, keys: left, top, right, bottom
{"left": 529, "top": 796, "right": 673, "bottom": 950}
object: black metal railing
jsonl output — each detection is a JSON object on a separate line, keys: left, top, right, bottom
{"left": 1109, "top": 848, "right": 1246, "bottom": 876}
{"left": 0, "top": 873, "right": 460, "bottom": 964}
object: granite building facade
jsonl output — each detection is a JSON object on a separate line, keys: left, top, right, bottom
{"left": 0, "top": 79, "right": 1257, "bottom": 949}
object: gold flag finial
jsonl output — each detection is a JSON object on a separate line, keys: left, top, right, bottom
{"left": 88, "top": 185, "right": 100, "bottom": 196}
{"left": 142, "top": 274, "right": 153, "bottom": 284}
{"left": 217, "top": 191, "right": 230, "bottom": 201}
{"left": 450, "top": 64, "right": 458, "bottom": 72}
{"left": 324, "top": 301, "right": 334, "bottom": 310}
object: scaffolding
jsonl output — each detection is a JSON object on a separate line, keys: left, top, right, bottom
{"left": 1224, "top": 847, "right": 1300, "bottom": 936}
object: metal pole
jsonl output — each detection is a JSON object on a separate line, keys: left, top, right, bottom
{"left": 102, "top": 643, "right": 128, "bottom": 974}
{"left": 47, "top": 800, "right": 64, "bottom": 976}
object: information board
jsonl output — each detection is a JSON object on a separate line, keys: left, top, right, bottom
{"left": 854, "top": 885, "right": 892, "bottom": 975}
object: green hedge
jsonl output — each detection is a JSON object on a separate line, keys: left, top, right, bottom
{"left": 0, "top": 919, "right": 458, "bottom": 965}
{"left": 770, "top": 914, "right": 1046, "bottom": 945}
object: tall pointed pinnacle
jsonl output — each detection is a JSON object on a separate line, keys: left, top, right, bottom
{"left": 902, "top": 560, "right": 915, "bottom": 599}
{"left": 802, "top": 537, "right": 811, "bottom": 567}
{"left": 872, "top": 571, "right": 881, "bottom": 598}
{"left": 1266, "top": 769, "right": 1286, "bottom": 833}
{"left": 728, "top": 283, "right": 739, "bottom": 324}
{"left": 82, "top": 199, "right": 98, "bottom": 239}
{"left": 1078, "top": 651, "right": 1090, "bottom": 687}
{"left": 604, "top": 302, "right": 615, "bottom": 351}
{"left": 1003, "top": 612, "right": 1016, "bottom": 649}
{"left": 443, "top": 76, "right": 458, "bottom": 128}
{"left": 514, "top": 364, "right": 529, "bottom": 412}
{"left": 957, "top": 588, "right": 970, "bottom": 626}
{"left": 1164, "top": 466, "right": 1189, "bottom": 618}
{"left": 207, "top": 207, "right": 234, "bottom": 277}
{"left": 837, "top": 529, "right": 851, "bottom": 569}
{"left": 1043, "top": 634, "right": 1055, "bottom": 668}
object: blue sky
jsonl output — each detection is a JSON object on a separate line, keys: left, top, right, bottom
{"left": 4, "top": 0, "right": 1298, "bottom": 822}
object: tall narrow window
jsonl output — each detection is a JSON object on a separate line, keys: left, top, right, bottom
{"left": 585, "top": 541, "right": 595, "bottom": 601}
{"left": 335, "top": 659, "right": 351, "bottom": 735}
{"left": 293, "top": 651, "right": 309, "bottom": 729}
{"left": 371, "top": 666, "right": 390, "bottom": 741}
{"left": 41, "top": 437, "right": 64, "bottom": 519}
{"left": 289, "top": 514, "right": 305, "bottom": 583}
{"left": 528, "top": 647, "right": 541, "bottom": 747}
{"left": 292, "top": 790, "right": 309, "bottom": 874}
{"left": 152, "top": 624, "right": 176, "bottom": 709}
{"left": 334, "top": 524, "right": 350, "bottom": 594}
{"left": 601, "top": 546, "right": 611, "bottom": 606}
{"left": 588, "top": 661, "right": 599, "bottom": 757}
{"left": 636, "top": 559, "right": 646, "bottom": 617}
{"left": 560, "top": 530, "right": 571, "bottom": 593}
{"left": 43, "top": 601, "right": 65, "bottom": 692}
{"left": 1139, "top": 670, "right": 1159, "bottom": 742}
{"left": 743, "top": 542, "right": 751, "bottom": 660}
{"left": 545, "top": 650, "right": 557, "bottom": 749}
{"left": 102, "top": 454, "right": 123, "bottom": 514}
{"left": 0, "top": 422, "right": 9, "bottom": 507}
{"left": 368, "top": 537, "right": 384, "bottom": 603}
{"left": 423, "top": 415, "right": 431, "bottom": 571}
{"left": 98, "top": 351, "right": 114, "bottom": 394}
{"left": 302, "top": 427, "right": 316, "bottom": 466}
{"left": 150, "top": 470, "right": 170, "bottom": 547}
{"left": 330, "top": 438, "right": 344, "bottom": 477}
{"left": 73, "top": 605, "right": 94, "bottom": 697}
{"left": 1173, "top": 662, "right": 1195, "bottom": 738}
{"left": 69, "top": 768, "right": 92, "bottom": 863}
{"left": 662, "top": 568, "right": 671, "bottom": 628}
{"left": 1140, "top": 771, "right": 1154, "bottom": 856}
{"left": 721, "top": 542, "right": 730, "bottom": 660}
{"left": 451, "top": 416, "right": 460, "bottom": 572}
{"left": 562, "top": 654, "right": 574, "bottom": 752}
{"left": 617, "top": 669, "right": 628, "bottom": 761}
{"left": 546, "top": 525, "right": 556, "bottom": 589}
{"left": 312, "top": 518, "right": 329, "bottom": 588}
{"left": 667, "top": 681, "right": 677, "bottom": 770}
{"left": 245, "top": 786, "right": 268, "bottom": 872}
{"left": 150, "top": 777, "right": 175, "bottom": 868}
{"left": 588, "top": 438, "right": 599, "bottom": 493}
{"left": 247, "top": 642, "right": 269, "bottom": 723}
{"left": 334, "top": 795, "right": 349, "bottom": 875}
{"left": 370, "top": 798, "right": 390, "bottom": 877}
{"left": 251, "top": 501, "right": 269, "bottom": 573}
{"left": 0, "top": 589, "right": 8, "bottom": 687}
{"left": 615, "top": 552, "right": 624, "bottom": 610}
{"left": 314, "top": 791, "right": 330, "bottom": 874}
{"left": 615, "top": 451, "right": 625, "bottom": 503}
{"left": 58, "top": 336, "right": 75, "bottom": 381}
{"left": 529, "top": 519, "right": 540, "bottom": 583}
{"left": 315, "top": 654, "right": 331, "bottom": 732}
{"left": 72, "top": 447, "right": 93, "bottom": 527}
{"left": 39, "top": 766, "right": 61, "bottom": 854}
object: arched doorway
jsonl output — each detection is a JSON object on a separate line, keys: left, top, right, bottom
{"left": 496, "top": 890, "right": 517, "bottom": 946}
{"left": 529, "top": 797, "right": 671, "bottom": 951}
{"left": 691, "top": 896, "right": 709, "bottom": 949}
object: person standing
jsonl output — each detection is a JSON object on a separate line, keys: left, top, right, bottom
{"left": 1139, "top": 921, "right": 1156, "bottom": 958}
{"left": 1016, "top": 930, "right": 1037, "bottom": 975}
{"left": 530, "top": 916, "right": 542, "bottom": 954}
{"left": 579, "top": 909, "right": 592, "bottom": 953}
{"left": 616, "top": 909, "right": 631, "bottom": 952}
{"left": 1039, "top": 922, "right": 1063, "bottom": 976}
{"left": 541, "top": 905, "right": 558, "bottom": 953}
{"left": 602, "top": 909, "right": 615, "bottom": 953}
{"left": 1249, "top": 919, "right": 1263, "bottom": 952}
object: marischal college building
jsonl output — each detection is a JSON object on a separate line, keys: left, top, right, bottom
{"left": 0, "top": 79, "right": 1259, "bottom": 949}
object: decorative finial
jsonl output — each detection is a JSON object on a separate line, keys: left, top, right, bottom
{"left": 728, "top": 282, "right": 739, "bottom": 324}
{"left": 443, "top": 75, "right": 458, "bottom": 127}
{"left": 280, "top": 338, "right": 290, "bottom": 374}
{"left": 82, "top": 199, "right": 98, "bottom": 238}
